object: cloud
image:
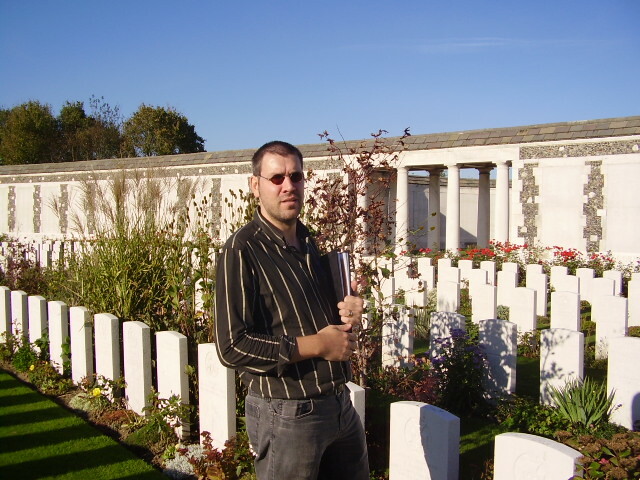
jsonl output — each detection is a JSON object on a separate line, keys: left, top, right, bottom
{"left": 346, "top": 37, "right": 600, "bottom": 55}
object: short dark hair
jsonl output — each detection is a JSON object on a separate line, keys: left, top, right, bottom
{"left": 252, "top": 141, "right": 303, "bottom": 176}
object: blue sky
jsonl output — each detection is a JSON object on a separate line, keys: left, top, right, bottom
{"left": 1, "top": 1, "right": 638, "bottom": 153}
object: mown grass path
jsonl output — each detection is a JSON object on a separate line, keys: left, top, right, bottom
{"left": 0, "top": 369, "right": 166, "bottom": 480}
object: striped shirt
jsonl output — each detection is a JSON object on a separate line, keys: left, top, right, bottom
{"left": 214, "top": 210, "right": 351, "bottom": 400}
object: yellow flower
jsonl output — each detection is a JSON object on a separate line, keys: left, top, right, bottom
{"left": 29, "top": 364, "right": 35, "bottom": 371}
{"left": 92, "top": 387, "right": 102, "bottom": 397}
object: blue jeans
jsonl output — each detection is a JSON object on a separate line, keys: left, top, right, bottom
{"left": 245, "top": 388, "right": 369, "bottom": 480}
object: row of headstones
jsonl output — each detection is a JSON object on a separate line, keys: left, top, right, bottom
{"left": 1, "top": 285, "right": 604, "bottom": 480}
{"left": 0, "top": 285, "right": 224, "bottom": 443}
{"left": 381, "top": 306, "right": 640, "bottom": 431}
{"left": 0, "top": 240, "right": 216, "bottom": 270}
{"left": 0, "top": 240, "right": 71, "bottom": 269}
{"left": 378, "top": 256, "right": 639, "bottom": 325}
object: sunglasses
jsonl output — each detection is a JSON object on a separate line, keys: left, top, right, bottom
{"left": 257, "top": 171, "right": 305, "bottom": 185}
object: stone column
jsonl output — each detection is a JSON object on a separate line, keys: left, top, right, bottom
{"left": 477, "top": 167, "right": 492, "bottom": 248}
{"left": 428, "top": 169, "right": 442, "bottom": 250}
{"left": 495, "top": 160, "right": 510, "bottom": 242}
{"left": 445, "top": 163, "right": 460, "bottom": 251}
{"left": 395, "top": 166, "right": 409, "bottom": 252}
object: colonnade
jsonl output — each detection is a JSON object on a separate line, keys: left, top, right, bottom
{"left": 394, "top": 160, "right": 511, "bottom": 251}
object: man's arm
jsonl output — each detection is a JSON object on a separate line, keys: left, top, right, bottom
{"left": 293, "top": 280, "right": 364, "bottom": 362}
{"left": 214, "top": 246, "right": 296, "bottom": 375}
{"left": 292, "top": 323, "right": 357, "bottom": 362}
{"left": 215, "top": 245, "right": 362, "bottom": 369}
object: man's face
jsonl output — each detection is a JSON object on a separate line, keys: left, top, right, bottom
{"left": 250, "top": 152, "right": 304, "bottom": 231}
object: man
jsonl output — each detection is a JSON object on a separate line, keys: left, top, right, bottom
{"left": 214, "top": 140, "right": 369, "bottom": 480}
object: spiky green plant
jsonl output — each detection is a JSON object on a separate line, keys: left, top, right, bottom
{"left": 548, "top": 377, "right": 616, "bottom": 431}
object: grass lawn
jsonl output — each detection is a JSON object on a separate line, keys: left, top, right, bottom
{"left": 0, "top": 369, "right": 166, "bottom": 480}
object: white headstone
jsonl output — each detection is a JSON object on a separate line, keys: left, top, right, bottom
{"left": 549, "top": 265, "right": 568, "bottom": 290}
{"left": 603, "top": 270, "right": 623, "bottom": 296}
{"left": 10, "top": 290, "right": 28, "bottom": 338}
{"left": 458, "top": 259, "right": 474, "bottom": 281}
{"left": 437, "top": 281, "right": 460, "bottom": 313}
{"left": 592, "top": 295, "right": 628, "bottom": 359}
{"left": 553, "top": 274, "right": 580, "bottom": 295}
{"left": 501, "top": 262, "right": 519, "bottom": 274}
{"left": 438, "top": 266, "right": 461, "bottom": 285}
{"left": 629, "top": 280, "right": 640, "bottom": 327}
{"left": 198, "top": 343, "right": 235, "bottom": 450}
{"left": 526, "top": 272, "right": 548, "bottom": 318}
{"left": 70, "top": 306, "right": 93, "bottom": 383}
{"left": 590, "top": 277, "right": 615, "bottom": 300}
{"left": 0, "top": 286, "right": 10, "bottom": 340}
{"left": 48, "top": 301, "right": 69, "bottom": 375}
{"left": 510, "top": 288, "right": 537, "bottom": 333}
{"left": 27, "top": 295, "right": 47, "bottom": 347}
{"left": 550, "top": 291, "right": 581, "bottom": 331}
{"left": 389, "top": 401, "right": 460, "bottom": 480}
{"left": 347, "top": 381, "right": 366, "bottom": 428}
{"left": 429, "top": 312, "right": 466, "bottom": 360}
{"left": 472, "top": 284, "right": 497, "bottom": 323}
{"left": 382, "top": 305, "right": 414, "bottom": 367}
{"left": 404, "top": 281, "right": 427, "bottom": 308}
{"left": 396, "top": 275, "right": 422, "bottom": 307}
{"left": 94, "top": 313, "right": 121, "bottom": 392}
{"left": 479, "top": 319, "right": 517, "bottom": 396}
{"left": 416, "top": 256, "right": 432, "bottom": 270}
{"left": 480, "top": 260, "right": 496, "bottom": 286}
{"left": 607, "top": 336, "right": 640, "bottom": 430}
{"left": 496, "top": 270, "right": 518, "bottom": 308}
{"left": 421, "top": 264, "right": 436, "bottom": 292}
{"left": 380, "top": 276, "right": 396, "bottom": 304}
{"left": 39, "top": 244, "right": 52, "bottom": 268}
{"left": 156, "top": 330, "right": 189, "bottom": 439}
{"left": 525, "top": 264, "right": 543, "bottom": 276}
{"left": 123, "top": 321, "right": 152, "bottom": 416}
{"left": 437, "top": 258, "right": 452, "bottom": 270}
{"left": 468, "top": 269, "right": 488, "bottom": 299}
{"left": 539, "top": 328, "right": 584, "bottom": 405}
{"left": 576, "top": 268, "right": 595, "bottom": 302}
{"left": 494, "top": 433, "right": 582, "bottom": 480}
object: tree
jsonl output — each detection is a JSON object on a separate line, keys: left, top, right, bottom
{"left": 58, "top": 101, "right": 91, "bottom": 162}
{"left": 122, "top": 104, "right": 205, "bottom": 157}
{"left": 303, "top": 129, "right": 411, "bottom": 386}
{"left": 0, "top": 101, "right": 59, "bottom": 165}
{"left": 57, "top": 96, "right": 123, "bottom": 162}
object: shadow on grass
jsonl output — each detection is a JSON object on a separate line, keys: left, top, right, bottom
{"left": 0, "top": 370, "right": 165, "bottom": 480}
{"left": 516, "top": 355, "right": 540, "bottom": 399}
{"left": 0, "top": 444, "right": 165, "bottom": 479}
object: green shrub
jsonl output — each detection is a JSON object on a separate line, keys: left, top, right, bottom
{"left": 495, "top": 395, "right": 570, "bottom": 438}
{"left": 126, "top": 390, "right": 192, "bottom": 453}
{"left": 12, "top": 338, "right": 38, "bottom": 372}
{"left": 28, "top": 361, "right": 74, "bottom": 395}
{"left": 368, "top": 356, "right": 438, "bottom": 404}
{"left": 497, "top": 305, "right": 509, "bottom": 320}
{"left": 430, "top": 328, "right": 488, "bottom": 416}
{"left": 517, "top": 330, "right": 540, "bottom": 358}
{"left": 0, "top": 332, "right": 18, "bottom": 363}
{"left": 548, "top": 377, "right": 616, "bottom": 433}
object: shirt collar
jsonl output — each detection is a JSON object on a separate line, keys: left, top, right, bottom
{"left": 254, "top": 209, "right": 310, "bottom": 250}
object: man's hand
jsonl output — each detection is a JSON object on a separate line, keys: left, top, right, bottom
{"left": 294, "top": 324, "right": 357, "bottom": 362}
{"left": 337, "top": 280, "right": 364, "bottom": 330}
